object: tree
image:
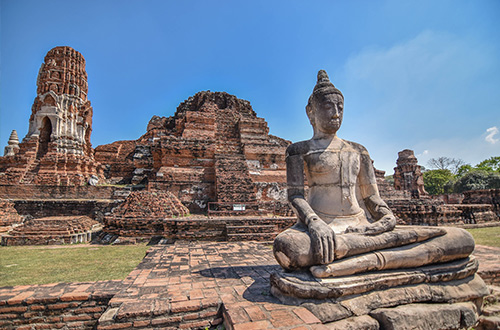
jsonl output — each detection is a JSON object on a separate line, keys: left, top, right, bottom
{"left": 456, "top": 164, "right": 473, "bottom": 177}
{"left": 427, "top": 157, "right": 467, "bottom": 175}
{"left": 454, "top": 170, "right": 500, "bottom": 193}
{"left": 423, "top": 169, "right": 454, "bottom": 195}
{"left": 475, "top": 156, "right": 500, "bottom": 173}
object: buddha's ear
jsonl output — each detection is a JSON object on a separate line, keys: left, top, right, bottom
{"left": 306, "top": 99, "right": 315, "bottom": 127}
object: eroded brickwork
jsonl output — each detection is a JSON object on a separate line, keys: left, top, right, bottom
{"left": 0, "top": 200, "right": 22, "bottom": 227}
{"left": 393, "top": 149, "right": 427, "bottom": 198}
{"left": 96, "top": 91, "right": 290, "bottom": 213}
{"left": 376, "top": 151, "right": 499, "bottom": 226}
{"left": 104, "top": 191, "right": 190, "bottom": 237}
{"left": 1, "top": 216, "right": 101, "bottom": 246}
{"left": 0, "top": 46, "right": 102, "bottom": 186}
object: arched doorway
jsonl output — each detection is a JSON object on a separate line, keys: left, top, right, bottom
{"left": 36, "top": 117, "right": 52, "bottom": 158}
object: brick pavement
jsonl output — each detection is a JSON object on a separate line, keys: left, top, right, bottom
{"left": 96, "top": 241, "right": 325, "bottom": 329}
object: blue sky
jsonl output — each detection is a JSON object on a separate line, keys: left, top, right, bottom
{"left": 1, "top": 0, "right": 499, "bottom": 173}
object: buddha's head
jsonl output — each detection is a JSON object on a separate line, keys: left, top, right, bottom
{"left": 306, "top": 70, "right": 344, "bottom": 136}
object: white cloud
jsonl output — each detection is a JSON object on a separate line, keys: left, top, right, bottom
{"left": 417, "top": 150, "right": 429, "bottom": 158}
{"left": 485, "top": 126, "right": 499, "bottom": 144}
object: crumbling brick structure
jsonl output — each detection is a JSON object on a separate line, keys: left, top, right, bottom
{"left": 95, "top": 91, "right": 290, "bottom": 213}
{"left": 0, "top": 46, "right": 102, "bottom": 185}
{"left": 0, "top": 199, "right": 22, "bottom": 227}
{"left": 378, "top": 151, "right": 499, "bottom": 225}
{"left": 393, "top": 149, "right": 427, "bottom": 198}
{"left": 1, "top": 215, "right": 100, "bottom": 246}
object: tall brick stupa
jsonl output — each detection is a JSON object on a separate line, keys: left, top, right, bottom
{"left": 0, "top": 46, "right": 102, "bottom": 185}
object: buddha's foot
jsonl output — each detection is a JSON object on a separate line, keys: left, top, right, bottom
{"left": 310, "top": 253, "right": 383, "bottom": 278}
{"left": 310, "top": 265, "right": 331, "bottom": 278}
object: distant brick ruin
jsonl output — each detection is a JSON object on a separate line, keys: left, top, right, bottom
{"left": 377, "top": 150, "right": 499, "bottom": 226}
{"left": 95, "top": 91, "right": 290, "bottom": 214}
{"left": 0, "top": 46, "right": 102, "bottom": 186}
{"left": 393, "top": 149, "right": 427, "bottom": 198}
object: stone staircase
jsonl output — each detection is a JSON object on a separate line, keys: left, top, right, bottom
{"left": 19, "top": 159, "right": 40, "bottom": 184}
{"left": 214, "top": 109, "right": 256, "bottom": 204}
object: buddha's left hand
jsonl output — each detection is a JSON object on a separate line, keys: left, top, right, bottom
{"left": 345, "top": 215, "right": 396, "bottom": 236}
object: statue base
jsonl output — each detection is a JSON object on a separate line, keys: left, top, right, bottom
{"left": 270, "top": 258, "right": 489, "bottom": 328}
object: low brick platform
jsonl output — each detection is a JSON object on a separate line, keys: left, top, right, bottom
{"left": 0, "top": 281, "right": 122, "bottom": 329}
{"left": 1, "top": 242, "right": 499, "bottom": 329}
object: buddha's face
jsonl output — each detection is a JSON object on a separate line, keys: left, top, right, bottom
{"left": 313, "top": 93, "right": 343, "bottom": 135}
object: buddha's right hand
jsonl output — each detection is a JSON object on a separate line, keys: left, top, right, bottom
{"left": 308, "top": 217, "right": 335, "bottom": 264}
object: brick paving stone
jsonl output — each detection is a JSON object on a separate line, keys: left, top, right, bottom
{"left": 245, "top": 305, "right": 268, "bottom": 321}
{"left": 270, "top": 309, "right": 303, "bottom": 327}
{"left": 233, "top": 319, "right": 272, "bottom": 330}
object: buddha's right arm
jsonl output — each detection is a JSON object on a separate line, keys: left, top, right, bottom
{"left": 286, "top": 152, "right": 318, "bottom": 226}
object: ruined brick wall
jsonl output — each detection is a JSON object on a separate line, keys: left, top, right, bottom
{"left": 12, "top": 200, "right": 121, "bottom": 222}
{"left": 376, "top": 166, "right": 498, "bottom": 225}
{"left": 96, "top": 91, "right": 290, "bottom": 214}
{"left": 0, "top": 184, "right": 129, "bottom": 200}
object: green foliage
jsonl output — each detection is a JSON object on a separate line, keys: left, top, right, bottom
{"left": 475, "top": 156, "right": 500, "bottom": 173}
{"left": 423, "top": 169, "right": 454, "bottom": 195}
{"left": 456, "top": 164, "right": 473, "bottom": 177}
{"left": 423, "top": 155, "right": 500, "bottom": 194}
{"left": 454, "top": 170, "right": 500, "bottom": 193}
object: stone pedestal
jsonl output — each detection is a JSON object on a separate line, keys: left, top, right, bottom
{"left": 270, "top": 258, "right": 489, "bottom": 329}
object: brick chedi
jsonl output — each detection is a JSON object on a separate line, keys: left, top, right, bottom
{"left": 0, "top": 46, "right": 102, "bottom": 185}
{"left": 95, "top": 91, "right": 290, "bottom": 213}
{"left": 393, "top": 149, "right": 427, "bottom": 198}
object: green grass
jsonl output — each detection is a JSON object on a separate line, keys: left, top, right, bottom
{"left": 0, "top": 244, "right": 150, "bottom": 287}
{"left": 466, "top": 226, "right": 500, "bottom": 248}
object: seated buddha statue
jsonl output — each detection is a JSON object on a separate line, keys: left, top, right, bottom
{"left": 273, "top": 70, "right": 475, "bottom": 278}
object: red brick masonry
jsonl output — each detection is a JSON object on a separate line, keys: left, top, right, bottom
{"left": 1, "top": 242, "right": 499, "bottom": 329}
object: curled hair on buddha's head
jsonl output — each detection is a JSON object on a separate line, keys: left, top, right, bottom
{"left": 306, "top": 70, "right": 344, "bottom": 127}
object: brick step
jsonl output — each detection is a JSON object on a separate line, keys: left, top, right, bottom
{"left": 227, "top": 232, "right": 277, "bottom": 241}
{"left": 223, "top": 219, "right": 277, "bottom": 226}
{"left": 226, "top": 224, "right": 276, "bottom": 234}
{"left": 99, "top": 300, "right": 221, "bottom": 329}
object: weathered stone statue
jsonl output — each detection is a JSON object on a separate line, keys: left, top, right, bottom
{"left": 270, "top": 70, "right": 488, "bottom": 329}
{"left": 273, "top": 70, "right": 473, "bottom": 277}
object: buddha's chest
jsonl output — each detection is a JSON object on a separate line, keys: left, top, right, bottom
{"left": 304, "top": 150, "right": 360, "bottom": 185}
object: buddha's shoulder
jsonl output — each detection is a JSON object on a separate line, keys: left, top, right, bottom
{"left": 342, "top": 140, "right": 370, "bottom": 155}
{"left": 286, "top": 140, "right": 312, "bottom": 156}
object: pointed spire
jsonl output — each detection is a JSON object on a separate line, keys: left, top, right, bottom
{"left": 4, "top": 130, "right": 20, "bottom": 156}
{"left": 8, "top": 130, "right": 19, "bottom": 145}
